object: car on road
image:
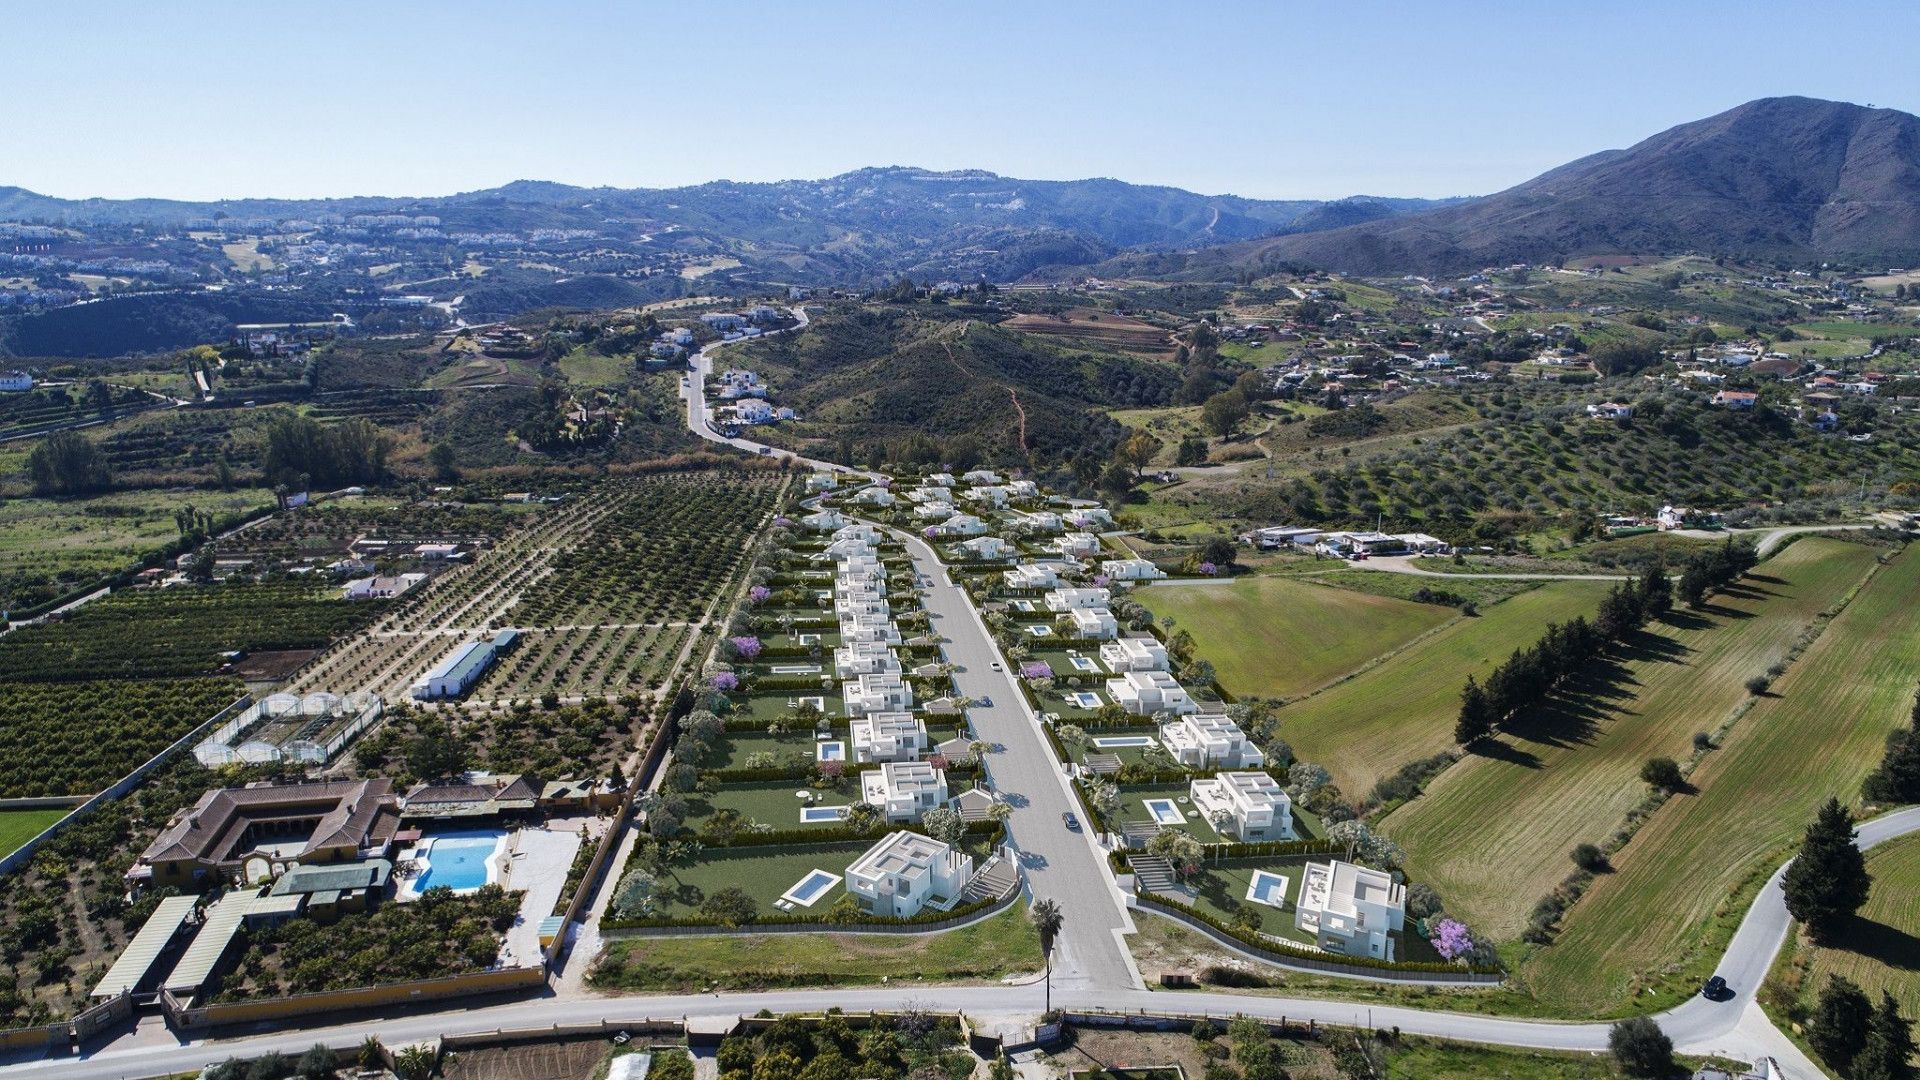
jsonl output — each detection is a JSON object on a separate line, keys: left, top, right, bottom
{"left": 1702, "top": 975, "right": 1729, "bottom": 1000}
{"left": 990, "top": 661, "right": 1002, "bottom": 671}
{"left": 1063, "top": 812, "right": 1081, "bottom": 831}
{"left": 758, "top": 447, "right": 772, "bottom": 455}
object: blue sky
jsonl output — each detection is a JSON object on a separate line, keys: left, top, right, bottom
{"left": 6, "top": 0, "right": 1918, "bottom": 202}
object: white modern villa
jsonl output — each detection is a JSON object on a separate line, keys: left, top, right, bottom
{"left": 1109, "top": 669, "right": 1196, "bottom": 715}
{"left": 1100, "top": 558, "right": 1166, "bottom": 581}
{"left": 1099, "top": 636, "right": 1169, "bottom": 672}
{"left": 1295, "top": 859, "right": 1407, "bottom": 961}
{"left": 1068, "top": 607, "right": 1121, "bottom": 640}
{"left": 1159, "top": 712, "right": 1263, "bottom": 766}
{"left": 1004, "top": 563, "right": 1060, "bottom": 590}
{"left": 849, "top": 712, "right": 927, "bottom": 763}
{"left": 834, "top": 640, "right": 901, "bottom": 679}
{"left": 1190, "top": 771, "right": 1294, "bottom": 841}
{"left": 1044, "top": 587, "right": 1111, "bottom": 612}
{"left": 845, "top": 831, "right": 974, "bottom": 918}
{"left": 844, "top": 672, "right": 913, "bottom": 716}
{"left": 860, "top": 761, "right": 948, "bottom": 821}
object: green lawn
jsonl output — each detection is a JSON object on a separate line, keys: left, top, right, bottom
{"left": 639, "top": 843, "right": 871, "bottom": 919}
{"left": 557, "top": 348, "right": 638, "bottom": 387}
{"left": 1280, "top": 580, "right": 1614, "bottom": 796}
{"left": 1386, "top": 539, "right": 1881, "bottom": 944}
{"left": 0, "top": 808, "right": 66, "bottom": 858}
{"left": 1527, "top": 544, "right": 1920, "bottom": 1015}
{"left": 684, "top": 781, "right": 861, "bottom": 832}
{"left": 704, "top": 730, "right": 830, "bottom": 770}
{"left": 590, "top": 900, "right": 1042, "bottom": 991}
{"left": 1136, "top": 577, "right": 1454, "bottom": 701}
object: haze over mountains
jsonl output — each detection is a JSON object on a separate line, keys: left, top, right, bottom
{"left": 1197, "top": 97, "right": 1920, "bottom": 276}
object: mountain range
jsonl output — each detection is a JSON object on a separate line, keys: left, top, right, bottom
{"left": 1182, "top": 97, "right": 1920, "bottom": 276}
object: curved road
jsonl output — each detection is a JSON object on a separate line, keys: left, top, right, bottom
{"left": 29, "top": 333, "right": 1895, "bottom": 1077}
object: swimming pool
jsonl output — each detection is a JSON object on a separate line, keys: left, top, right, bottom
{"left": 1143, "top": 798, "right": 1186, "bottom": 826}
{"left": 1025, "top": 625, "right": 1053, "bottom": 637}
{"left": 799, "top": 805, "right": 849, "bottom": 823}
{"left": 404, "top": 831, "right": 506, "bottom": 897}
{"left": 1093, "top": 735, "right": 1155, "bottom": 749}
{"left": 779, "top": 869, "right": 841, "bottom": 907}
{"left": 1069, "top": 691, "right": 1102, "bottom": 708}
{"left": 771, "top": 663, "right": 821, "bottom": 675}
{"left": 1245, "top": 869, "right": 1291, "bottom": 908}
{"left": 817, "top": 740, "right": 846, "bottom": 762}
{"left": 1070, "top": 656, "right": 1100, "bottom": 672}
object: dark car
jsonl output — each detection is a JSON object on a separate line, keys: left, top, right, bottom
{"left": 1702, "top": 975, "right": 1729, "bottom": 1000}
{"left": 1063, "top": 812, "right": 1081, "bottom": 832}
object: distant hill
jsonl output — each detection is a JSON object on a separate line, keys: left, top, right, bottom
{"left": 1194, "top": 97, "right": 1920, "bottom": 275}
{"left": 0, "top": 168, "right": 1450, "bottom": 284}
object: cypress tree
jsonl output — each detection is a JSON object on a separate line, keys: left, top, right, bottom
{"left": 1782, "top": 797, "right": 1873, "bottom": 942}
{"left": 1863, "top": 688, "right": 1920, "bottom": 805}
{"left": 1807, "top": 975, "right": 1873, "bottom": 1075}
{"left": 1851, "top": 992, "right": 1917, "bottom": 1080}
{"left": 1455, "top": 676, "right": 1495, "bottom": 746}
{"left": 1638, "top": 563, "right": 1673, "bottom": 617}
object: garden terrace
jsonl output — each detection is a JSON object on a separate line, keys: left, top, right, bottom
{"left": 0, "top": 677, "right": 243, "bottom": 797}
{"left": 510, "top": 472, "right": 786, "bottom": 627}
{"left": 0, "top": 582, "right": 389, "bottom": 683}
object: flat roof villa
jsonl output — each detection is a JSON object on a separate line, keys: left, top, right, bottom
{"left": 1044, "top": 587, "right": 1111, "bottom": 612}
{"left": 1190, "top": 771, "right": 1294, "bottom": 842}
{"left": 1099, "top": 636, "right": 1168, "bottom": 673}
{"left": 1100, "top": 558, "right": 1166, "bottom": 581}
{"left": 861, "top": 760, "right": 948, "bottom": 822}
{"left": 1159, "top": 712, "right": 1263, "bottom": 767}
{"left": 1004, "top": 563, "right": 1059, "bottom": 590}
{"left": 1069, "top": 607, "right": 1120, "bottom": 640}
{"left": 131, "top": 779, "right": 400, "bottom": 886}
{"left": 1054, "top": 532, "right": 1102, "bottom": 558}
{"left": 840, "top": 611, "right": 901, "bottom": 645}
{"left": 1295, "top": 859, "right": 1407, "bottom": 961}
{"left": 835, "top": 640, "right": 901, "bottom": 679}
{"left": 849, "top": 711, "right": 927, "bottom": 763}
{"left": 1109, "top": 669, "right": 1196, "bottom": 716}
{"left": 844, "top": 672, "right": 913, "bottom": 716}
{"left": 845, "top": 830, "right": 973, "bottom": 918}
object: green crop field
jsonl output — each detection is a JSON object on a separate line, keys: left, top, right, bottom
{"left": 1383, "top": 539, "right": 1881, "bottom": 944}
{"left": 1774, "top": 832, "right": 1920, "bottom": 1024}
{"left": 1136, "top": 577, "right": 1454, "bottom": 701}
{"left": 1280, "top": 580, "right": 1613, "bottom": 796}
{"left": 0, "top": 808, "right": 67, "bottom": 858}
{"left": 1525, "top": 544, "right": 1920, "bottom": 1015}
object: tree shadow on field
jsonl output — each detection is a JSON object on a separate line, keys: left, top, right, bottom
{"left": 1832, "top": 914, "right": 1920, "bottom": 973}
{"left": 1718, "top": 579, "right": 1783, "bottom": 602}
{"left": 1613, "top": 629, "right": 1695, "bottom": 665}
{"left": 1652, "top": 608, "right": 1716, "bottom": 633}
{"left": 1490, "top": 655, "right": 1645, "bottom": 758}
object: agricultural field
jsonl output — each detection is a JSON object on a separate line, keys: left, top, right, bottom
{"left": 1002, "top": 307, "right": 1175, "bottom": 356}
{"left": 474, "top": 622, "right": 694, "bottom": 698}
{"left": 1385, "top": 538, "right": 1881, "bottom": 943}
{"left": 0, "top": 808, "right": 67, "bottom": 858}
{"left": 351, "top": 696, "right": 654, "bottom": 783}
{"left": 0, "top": 677, "right": 241, "bottom": 796}
{"left": 208, "top": 496, "right": 532, "bottom": 568}
{"left": 1278, "top": 580, "right": 1613, "bottom": 795}
{"left": 592, "top": 900, "right": 1038, "bottom": 991}
{"left": 1135, "top": 577, "right": 1455, "bottom": 701}
{"left": 0, "top": 582, "right": 388, "bottom": 682}
{"left": 1770, "top": 832, "right": 1920, "bottom": 1027}
{"left": 0, "top": 487, "right": 273, "bottom": 615}
{"left": 509, "top": 471, "right": 785, "bottom": 627}
{"left": 1526, "top": 544, "right": 1920, "bottom": 1015}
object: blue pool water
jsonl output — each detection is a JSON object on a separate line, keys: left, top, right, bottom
{"left": 414, "top": 834, "right": 501, "bottom": 892}
{"left": 1247, "top": 870, "right": 1289, "bottom": 907}
{"left": 785, "top": 869, "right": 839, "bottom": 905}
{"left": 1144, "top": 798, "right": 1186, "bottom": 826}
{"left": 1093, "top": 735, "right": 1154, "bottom": 749}
{"left": 800, "top": 805, "right": 849, "bottom": 823}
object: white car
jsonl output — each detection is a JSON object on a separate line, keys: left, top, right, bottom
{"left": 989, "top": 661, "right": 1002, "bottom": 672}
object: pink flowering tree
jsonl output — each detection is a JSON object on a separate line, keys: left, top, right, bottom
{"left": 710, "top": 671, "right": 740, "bottom": 693}
{"left": 1430, "top": 917, "right": 1473, "bottom": 961}
{"left": 772, "top": 516, "right": 794, "bottom": 528}
{"left": 1020, "top": 660, "right": 1054, "bottom": 681}
{"left": 1090, "top": 575, "right": 1111, "bottom": 588}
{"left": 1198, "top": 561, "right": 1218, "bottom": 577}
{"left": 818, "top": 759, "right": 845, "bottom": 780}
{"left": 748, "top": 585, "right": 771, "bottom": 605}
{"left": 729, "top": 635, "right": 763, "bottom": 660}
{"left": 927, "top": 753, "right": 949, "bottom": 770}
{"left": 922, "top": 526, "right": 940, "bottom": 539}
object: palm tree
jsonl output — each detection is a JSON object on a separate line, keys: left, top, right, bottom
{"left": 1030, "top": 897, "right": 1064, "bottom": 1013}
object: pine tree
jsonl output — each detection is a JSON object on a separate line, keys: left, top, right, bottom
{"left": 1807, "top": 975, "right": 1873, "bottom": 1075}
{"left": 1851, "top": 992, "right": 1917, "bottom": 1080}
{"left": 1455, "top": 675, "right": 1495, "bottom": 746}
{"left": 1638, "top": 563, "right": 1673, "bottom": 617}
{"left": 1782, "top": 797, "right": 1873, "bottom": 942}
{"left": 1863, "top": 689, "right": 1920, "bottom": 805}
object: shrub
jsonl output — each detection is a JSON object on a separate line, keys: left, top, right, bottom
{"left": 1571, "top": 843, "right": 1609, "bottom": 872}
{"left": 1640, "top": 757, "right": 1685, "bottom": 792}
{"left": 1608, "top": 1017, "right": 1673, "bottom": 1078}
